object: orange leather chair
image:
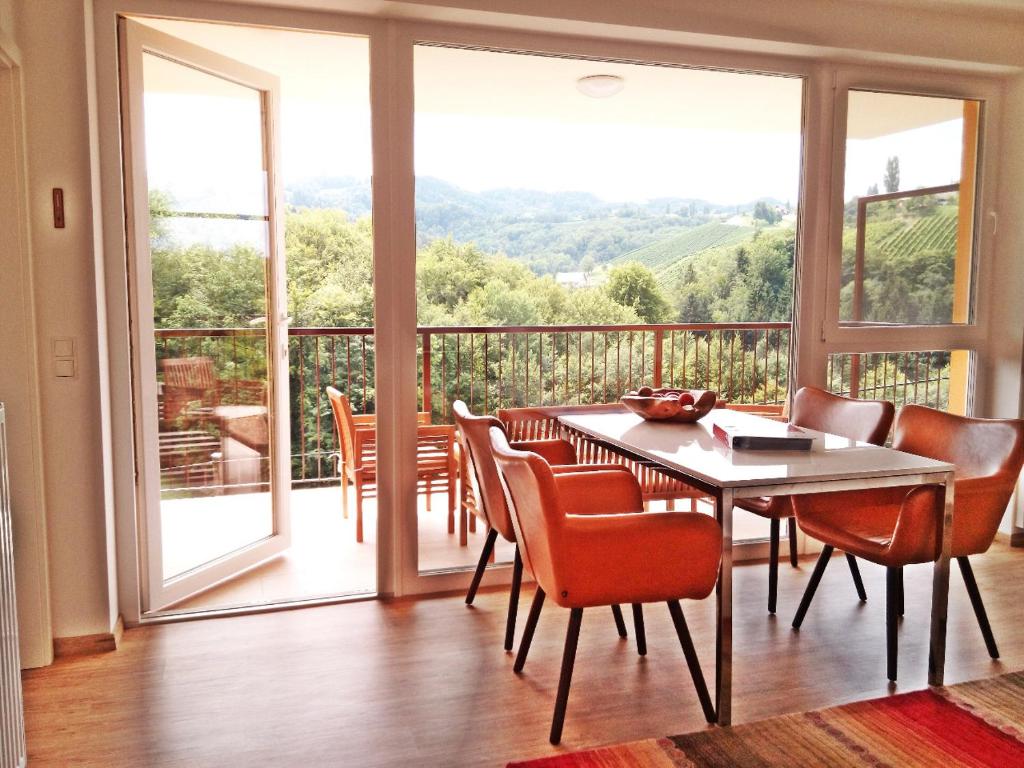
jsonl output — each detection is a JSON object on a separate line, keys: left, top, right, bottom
{"left": 791, "top": 404, "right": 1024, "bottom": 681}
{"left": 736, "top": 387, "right": 895, "bottom": 613}
{"left": 490, "top": 426, "right": 722, "bottom": 744}
{"left": 453, "top": 400, "right": 640, "bottom": 652}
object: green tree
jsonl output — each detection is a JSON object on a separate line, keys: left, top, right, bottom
{"left": 884, "top": 156, "right": 900, "bottom": 193}
{"left": 604, "top": 262, "right": 671, "bottom": 323}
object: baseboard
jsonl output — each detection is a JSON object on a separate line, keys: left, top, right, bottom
{"left": 53, "top": 615, "right": 123, "bottom": 658}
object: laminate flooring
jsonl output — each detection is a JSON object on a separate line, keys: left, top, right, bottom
{"left": 22, "top": 544, "right": 1024, "bottom": 767}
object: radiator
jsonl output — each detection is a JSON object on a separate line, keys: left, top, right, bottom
{"left": 0, "top": 405, "right": 27, "bottom": 768}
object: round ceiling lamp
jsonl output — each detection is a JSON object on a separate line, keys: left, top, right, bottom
{"left": 576, "top": 74, "right": 625, "bottom": 99}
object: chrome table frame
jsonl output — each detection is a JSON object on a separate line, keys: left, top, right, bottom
{"left": 559, "top": 414, "right": 954, "bottom": 727}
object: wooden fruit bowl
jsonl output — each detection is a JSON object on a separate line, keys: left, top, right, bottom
{"left": 620, "top": 388, "right": 717, "bottom": 423}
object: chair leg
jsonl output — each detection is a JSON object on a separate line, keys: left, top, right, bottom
{"left": 504, "top": 547, "right": 524, "bottom": 652}
{"left": 514, "top": 588, "right": 545, "bottom": 673}
{"left": 792, "top": 545, "right": 833, "bottom": 629}
{"left": 958, "top": 556, "right": 999, "bottom": 659}
{"left": 340, "top": 471, "right": 349, "bottom": 520}
{"left": 846, "top": 554, "right": 868, "bottom": 602}
{"left": 667, "top": 600, "right": 716, "bottom": 723}
{"left": 768, "top": 518, "right": 780, "bottom": 614}
{"left": 465, "top": 528, "right": 498, "bottom": 605}
{"left": 886, "top": 566, "right": 899, "bottom": 681}
{"left": 425, "top": 478, "right": 432, "bottom": 511}
{"left": 788, "top": 517, "right": 799, "bottom": 567}
{"left": 550, "top": 608, "right": 584, "bottom": 745}
{"left": 631, "top": 604, "right": 647, "bottom": 656}
{"left": 896, "top": 566, "right": 904, "bottom": 617}
{"left": 611, "top": 604, "right": 628, "bottom": 638}
{"left": 355, "top": 478, "right": 364, "bottom": 544}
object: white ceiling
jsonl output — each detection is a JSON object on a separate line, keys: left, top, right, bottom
{"left": 137, "top": 17, "right": 966, "bottom": 138}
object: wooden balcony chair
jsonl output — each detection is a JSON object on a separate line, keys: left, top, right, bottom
{"left": 735, "top": 386, "right": 895, "bottom": 613}
{"left": 453, "top": 400, "right": 642, "bottom": 652}
{"left": 490, "top": 426, "right": 723, "bottom": 744}
{"left": 160, "top": 356, "right": 266, "bottom": 426}
{"left": 326, "top": 387, "right": 457, "bottom": 543}
{"left": 790, "top": 404, "right": 1024, "bottom": 681}
{"left": 497, "top": 403, "right": 709, "bottom": 512}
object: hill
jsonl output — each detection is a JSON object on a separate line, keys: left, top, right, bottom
{"left": 610, "top": 222, "right": 755, "bottom": 276}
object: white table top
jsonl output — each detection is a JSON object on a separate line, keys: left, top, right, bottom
{"left": 559, "top": 408, "right": 953, "bottom": 490}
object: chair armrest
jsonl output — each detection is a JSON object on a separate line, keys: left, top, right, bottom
{"left": 510, "top": 438, "right": 577, "bottom": 466}
{"left": 554, "top": 469, "right": 643, "bottom": 516}
{"left": 551, "top": 463, "right": 631, "bottom": 475}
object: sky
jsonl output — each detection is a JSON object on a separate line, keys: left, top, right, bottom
{"left": 143, "top": 55, "right": 966, "bottom": 214}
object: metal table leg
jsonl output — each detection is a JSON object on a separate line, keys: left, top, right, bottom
{"left": 715, "top": 487, "right": 734, "bottom": 725}
{"left": 928, "top": 471, "right": 955, "bottom": 686}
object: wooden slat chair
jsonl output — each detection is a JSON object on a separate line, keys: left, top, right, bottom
{"left": 326, "top": 387, "right": 457, "bottom": 543}
{"left": 497, "top": 403, "right": 709, "bottom": 511}
{"left": 160, "top": 356, "right": 266, "bottom": 427}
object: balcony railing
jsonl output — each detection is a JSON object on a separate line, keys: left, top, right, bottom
{"left": 156, "top": 322, "right": 791, "bottom": 486}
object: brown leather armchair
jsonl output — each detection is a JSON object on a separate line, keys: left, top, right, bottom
{"left": 791, "top": 404, "right": 1024, "bottom": 681}
{"left": 453, "top": 400, "right": 639, "bottom": 652}
{"left": 490, "top": 426, "right": 722, "bottom": 744}
{"left": 735, "top": 386, "right": 895, "bottom": 613}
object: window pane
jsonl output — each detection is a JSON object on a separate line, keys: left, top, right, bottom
{"left": 825, "top": 350, "right": 971, "bottom": 416}
{"left": 414, "top": 45, "right": 805, "bottom": 569}
{"left": 840, "top": 91, "right": 980, "bottom": 325}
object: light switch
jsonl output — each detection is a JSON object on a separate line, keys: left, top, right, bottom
{"left": 53, "top": 337, "right": 75, "bottom": 357}
{"left": 54, "top": 358, "right": 76, "bottom": 378}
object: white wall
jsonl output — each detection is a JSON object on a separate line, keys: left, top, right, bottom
{"left": 12, "top": 0, "right": 118, "bottom": 642}
{"left": 0, "top": 0, "right": 54, "bottom": 668}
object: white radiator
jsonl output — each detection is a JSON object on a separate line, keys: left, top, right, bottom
{"left": 0, "top": 405, "right": 27, "bottom": 768}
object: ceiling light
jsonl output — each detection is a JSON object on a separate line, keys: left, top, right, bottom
{"left": 576, "top": 74, "right": 625, "bottom": 99}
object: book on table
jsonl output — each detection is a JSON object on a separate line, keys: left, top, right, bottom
{"left": 712, "top": 419, "right": 815, "bottom": 451}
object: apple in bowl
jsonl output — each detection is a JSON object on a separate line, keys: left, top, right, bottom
{"left": 620, "top": 387, "right": 717, "bottom": 423}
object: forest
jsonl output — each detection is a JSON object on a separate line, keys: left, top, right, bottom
{"left": 151, "top": 181, "right": 956, "bottom": 475}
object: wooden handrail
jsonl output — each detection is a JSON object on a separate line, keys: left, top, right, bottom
{"left": 155, "top": 320, "right": 792, "bottom": 339}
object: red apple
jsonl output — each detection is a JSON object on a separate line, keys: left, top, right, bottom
{"left": 677, "top": 392, "right": 695, "bottom": 407}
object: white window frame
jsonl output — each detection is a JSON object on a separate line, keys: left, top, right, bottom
{"left": 809, "top": 66, "right": 1002, "bottom": 416}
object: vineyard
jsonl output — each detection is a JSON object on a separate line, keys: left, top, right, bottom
{"left": 611, "top": 222, "right": 754, "bottom": 275}
{"left": 876, "top": 205, "right": 958, "bottom": 258}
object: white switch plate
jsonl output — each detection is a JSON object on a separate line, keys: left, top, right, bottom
{"left": 54, "top": 358, "right": 76, "bottom": 378}
{"left": 52, "top": 337, "right": 75, "bottom": 357}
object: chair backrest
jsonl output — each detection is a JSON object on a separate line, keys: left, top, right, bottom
{"left": 498, "top": 402, "right": 626, "bottom": 442}
{"left": 162, "top": 356, "right": 218, "bottom": 391}
{"left": 791, "top": 386, "right": 895, "bottom": 445}
{"left": 893, "top": 404, "right": 1024, "bottom": 554}
{"left": 326, "top": 387, "right": 358, "bottom": 470}
{"left": 452, "top": 400, "right": 517, "bottom": 541}
{"left": 489, "top": 426, "right": 566, "bottom": 592}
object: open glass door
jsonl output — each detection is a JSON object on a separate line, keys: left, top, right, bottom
{"left": 119, "top": 19, "right": 290, "bottom": 611}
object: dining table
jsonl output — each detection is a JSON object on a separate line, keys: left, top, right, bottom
{"left": 558, "top": 407, "right": 956, "bottom": 726}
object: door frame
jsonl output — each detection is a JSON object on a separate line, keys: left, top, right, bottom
{"left": 91, "top": 2, "right": 1012, "bottom": 619}
{"left": 118, "top": 18, "right": 292, "bottom": 612}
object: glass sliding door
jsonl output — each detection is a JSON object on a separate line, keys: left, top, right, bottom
{"left": 120, "top": 19, "right": 291, "bottom": 611}
{"left": 412, "top": 43, "right": 805, "bottom": 582}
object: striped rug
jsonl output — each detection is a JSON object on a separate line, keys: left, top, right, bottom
{"left": 507, "top": 671, "right": 1024, "bottom": 767}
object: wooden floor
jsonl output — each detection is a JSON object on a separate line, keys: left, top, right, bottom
{"left": 22, "top": 543, "right": 1024, "bottom": 767}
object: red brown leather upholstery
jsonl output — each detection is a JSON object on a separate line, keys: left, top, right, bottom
{"left": 736, "top": 386, "right": 895, "bottom": 519}
{"left": 490, "top": 427, "right": 722, "bottom": 609}
{"left": 793, "top": 404, "right": 1024, "bottom": 566}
